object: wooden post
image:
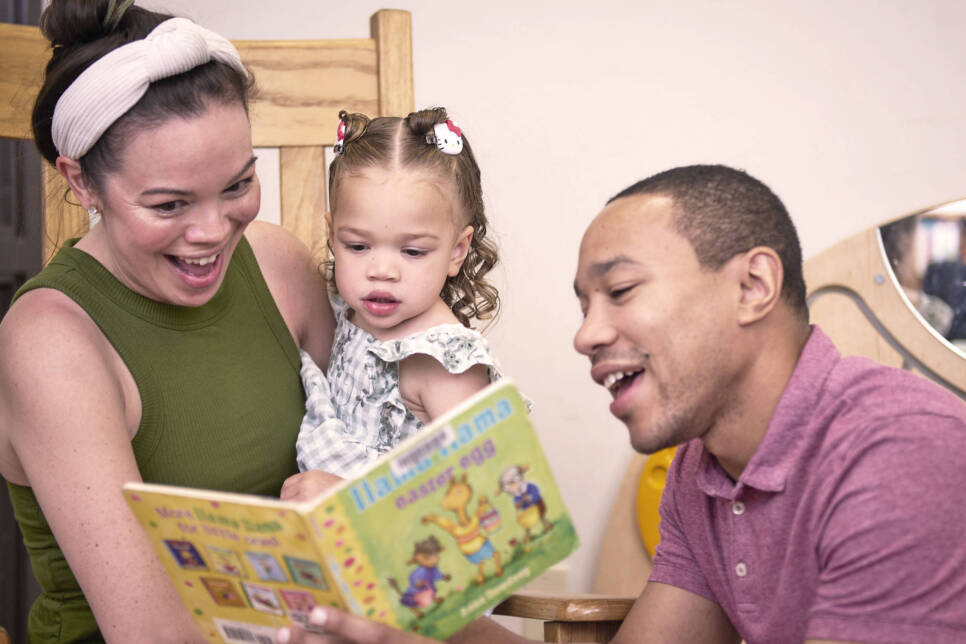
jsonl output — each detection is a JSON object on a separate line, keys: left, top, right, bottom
{"left": 370, "top": 10, "right": 414, "bottom": 117}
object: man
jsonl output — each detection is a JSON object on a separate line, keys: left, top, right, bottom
{"left": 280, "top": 165, "right": 966, "bottom": 644}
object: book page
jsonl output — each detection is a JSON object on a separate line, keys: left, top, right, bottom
{"left": 310, "top": 381, "right": 579, "bottom": 640}
{"left": 124, "top": 485, "right": 347, "bottom": 642}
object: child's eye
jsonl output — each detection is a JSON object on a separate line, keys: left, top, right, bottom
{"left": 403, "top": 248, "right": 428, "bottom": 257}
{"left": 344, "top": 242, "right": 367, "bottom": 252}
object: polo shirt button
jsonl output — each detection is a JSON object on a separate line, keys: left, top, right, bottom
{"left": 732, "top": 501, "right": 746, "bottom": 515}
{"left": 735, "top": 562, "right": 748, "bottom": 577}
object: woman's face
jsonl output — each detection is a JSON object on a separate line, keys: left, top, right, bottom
{"left": 87, "top": 101, "right": 260, "bottom": 307}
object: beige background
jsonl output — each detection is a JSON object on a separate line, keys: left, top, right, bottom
{"left": 143, "top": 0, "right": 966, "bottom": 593}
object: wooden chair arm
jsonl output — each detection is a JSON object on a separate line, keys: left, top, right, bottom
{"left": 492, "top": 589, "right": 636, "bottom": 622}
{"left": 493, "top": 591, "right": 636, "bottom": 643}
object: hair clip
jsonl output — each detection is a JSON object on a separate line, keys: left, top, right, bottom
{"left": 333, "top": 118, "right": 346, "bottom": 155}
{"left": 426, "top": 119, "right": 463, "bottom": 155}
{"left": 103, "top": 0, "right": 135, "bottom": 31}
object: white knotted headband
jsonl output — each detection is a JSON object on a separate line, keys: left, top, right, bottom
{"left": 51, "top": 17, "right": 247, "bottom": 160}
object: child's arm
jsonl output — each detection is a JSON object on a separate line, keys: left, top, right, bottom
{"left": 398, "top": 353, "right": 490, "bottom": 424}
{"left": 280, "top": 470, "right": 344, "bottom": 502}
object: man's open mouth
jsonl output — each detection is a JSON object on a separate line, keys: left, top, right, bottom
{"left": 603, "top": 370, "right": 644, "bottom": 398}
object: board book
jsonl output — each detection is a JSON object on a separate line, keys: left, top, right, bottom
{"left": 123, "top": 380, "right": 578, "bottom": 643}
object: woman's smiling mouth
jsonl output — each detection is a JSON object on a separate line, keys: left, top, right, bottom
{"left": 167, "top": 252, "right": 222, "bottom": 286}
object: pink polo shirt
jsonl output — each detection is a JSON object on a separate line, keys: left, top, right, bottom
{"left": 649, "top": 326, "right": 966, "bottom": 644}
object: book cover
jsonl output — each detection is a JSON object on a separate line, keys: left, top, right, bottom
{"left": 123, "top": 380, "right": 579, "bottom": 642}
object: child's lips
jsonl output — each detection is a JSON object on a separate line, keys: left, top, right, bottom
{"left": 363, "top": 293, "right": 400, "bottom": 316}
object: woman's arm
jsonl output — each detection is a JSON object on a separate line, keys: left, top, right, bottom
{"left": 0, "top": 290, "right": 206, "bottom": 643}
{"left": 246, "top": 221, "right": 334, "bottom": 367}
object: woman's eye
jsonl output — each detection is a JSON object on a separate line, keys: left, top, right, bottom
{"left": 609, "top": 285, "right": 634, "bottom": 299}
{"left": 153, "top": 201, "right": 183, "bottom": 215}
{"left": 225, "top": 177, "right": 254, "bottom": 195}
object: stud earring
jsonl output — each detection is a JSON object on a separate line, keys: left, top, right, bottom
{"left": 87, "top": 206, "right": 102, "bottom": 228}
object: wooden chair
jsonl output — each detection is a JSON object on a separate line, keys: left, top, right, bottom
{"left": 495, "top": 215, "right": 966, "bottom": 641}
{"left": 805, "top": 211, "right": 965, "bottom": 396}
{"left": 0, "top": 12, "right": 413, "bottom": 643}
{"left": 0, "top": 9, "right": 414, "bottom": 262}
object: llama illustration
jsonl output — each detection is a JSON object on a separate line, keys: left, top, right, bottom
{"left": 422, "top": 474, "right": 503, "bottom": 585}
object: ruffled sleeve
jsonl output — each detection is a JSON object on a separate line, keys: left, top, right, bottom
{"left": 367, "top": 324, "right": 499, "bottom": 376}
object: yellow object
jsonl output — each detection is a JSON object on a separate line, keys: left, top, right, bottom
{"left": 635, "top": 447, "right": 676, "bottom": 558}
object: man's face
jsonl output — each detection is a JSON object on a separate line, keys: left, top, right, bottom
{"left": 573, "top": 194, "right": 739, "bottom": 453}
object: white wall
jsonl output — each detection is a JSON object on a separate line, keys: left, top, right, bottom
{"left": 145, "top": 0, "right": 966, "bottom": 593}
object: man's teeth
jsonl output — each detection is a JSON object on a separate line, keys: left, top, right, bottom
{"left": 603, "top": 370, "right": 639, "bottom": 392}
{"left": 182, "top": 254, "right": 218, "bottom": 266}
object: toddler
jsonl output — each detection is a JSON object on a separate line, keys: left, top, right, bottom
{"left": 282, "top": 108, "right": 511, "bottom": 500}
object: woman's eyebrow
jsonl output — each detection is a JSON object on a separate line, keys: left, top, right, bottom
{"left": 139, "top": 156, "right": 257, "bottom": 197}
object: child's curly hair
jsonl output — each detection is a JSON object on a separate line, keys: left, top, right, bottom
{"left": 327, "top": 106, "right": 499, "bottom": 328}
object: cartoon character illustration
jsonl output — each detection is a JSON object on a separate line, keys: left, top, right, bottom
{"left": 387, "top": 535, "right": 451, "bottom": 620}
{"left": 498, "top": 464, "right": 554, "bottom": 552}
{"left": 422, "top": 474, "right": 503, "bottom": 585}
{"left": 430, "top": 119, "right": 463, "bottom": 155}
{"left": 241, "top": 582, "right": 285, "bottom": 616}
{"left": 284, "top": 555, "right": 328, "bottom": 590}
{"left": 163, "top": 539, "right": 207, "bottom": 571}
{"left": 245, "top": 551, "right": 288, "bottom": 582}
{"left": 206, "top": 545, "right": 246, "bottom": 578}
{"left": 200, "top": 577, "right": 247, "bottom": 607}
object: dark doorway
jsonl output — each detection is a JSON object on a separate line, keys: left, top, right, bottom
{"left": 1, "top": 1, "right": 45, "bottom": 642}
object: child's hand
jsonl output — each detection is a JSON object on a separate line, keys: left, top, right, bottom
{"left": 280, "top": 470, "right": 344, "bottom": 502}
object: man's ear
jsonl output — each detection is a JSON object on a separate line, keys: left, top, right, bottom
{"left": 448, "top": 225, "right": 474, "bottom": 277}
{"left": 736, "top": 246, "right": 783, "bottom": 325}
{"left": 55, "top": 156, "right": 97, "bottom": 209}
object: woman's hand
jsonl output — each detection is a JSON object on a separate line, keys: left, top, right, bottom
{"left": 280, "top": 470, "right": 344, "bottom": 501}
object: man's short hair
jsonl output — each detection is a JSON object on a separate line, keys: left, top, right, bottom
{"left": 609, "top": 164, "right": 808, "bottom": 318}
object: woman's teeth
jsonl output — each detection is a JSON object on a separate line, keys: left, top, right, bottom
{"left": 181, "top": 254, "right": 218, "bottom": 266}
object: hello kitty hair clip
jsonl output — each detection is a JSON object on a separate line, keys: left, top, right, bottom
{"left": 426, "top": 119, "right": 463, "bottom": 155}
{"left": 333, "top": 117, "right": 347, "bottom": 155}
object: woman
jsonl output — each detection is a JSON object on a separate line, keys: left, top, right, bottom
{"left": 0, "top": 1, "right": 333, "bottom": 641}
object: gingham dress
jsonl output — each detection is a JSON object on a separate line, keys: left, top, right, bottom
{"left": 296, "top": 295, "right": 506, "bottom": 477}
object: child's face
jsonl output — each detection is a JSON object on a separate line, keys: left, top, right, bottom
{"left": 329, "top": 168, "right": 473, "bottom": 340}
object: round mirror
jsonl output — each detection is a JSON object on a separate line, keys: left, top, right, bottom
{"left": 879, "top": 202, "right": 966, "bottom": 356}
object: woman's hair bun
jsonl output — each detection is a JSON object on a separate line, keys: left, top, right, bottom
{"left": 40, "top": 0, "right": 163, "bottom": 49}
{"left": 40, "top": 0, "right": 114, "bottom": 48}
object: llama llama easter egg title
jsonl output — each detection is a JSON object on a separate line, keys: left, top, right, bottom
{"left": 346, "top": 396, "right": 515, "bottom": 513}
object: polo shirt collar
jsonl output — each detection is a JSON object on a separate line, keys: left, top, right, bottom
{"left": 696, "top": 326, "right": 839, "bottom": 498}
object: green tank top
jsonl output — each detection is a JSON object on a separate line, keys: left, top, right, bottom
{"left": 7, "top": 236, "right": 306, "bottom": 643}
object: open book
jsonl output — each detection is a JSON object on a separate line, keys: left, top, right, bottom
{"left": 123, "top": 380, "right": 578, "bottom": 643}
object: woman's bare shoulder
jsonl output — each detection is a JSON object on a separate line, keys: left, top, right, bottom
{"left": 0, "top": 287, "right": 132, "bottom": 482}
{"left": 244, "top": 221, "right": 333, "bottom": 366}
{"left": 1, "top": 286, "right": 109, "bottom": 355}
